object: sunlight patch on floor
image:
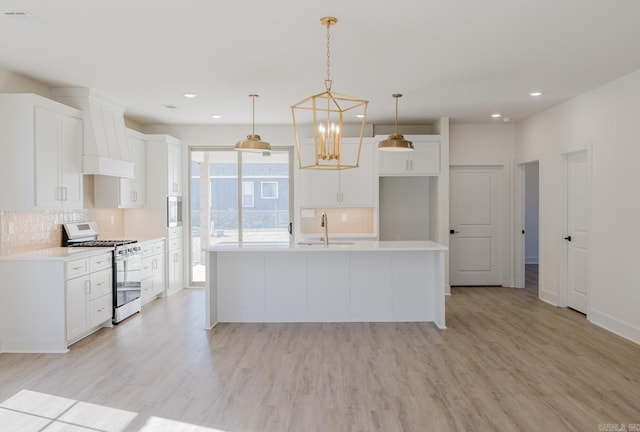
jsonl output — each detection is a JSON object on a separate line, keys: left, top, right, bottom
{"left": 0, "top": 390, "right": 230, "bottom": 432}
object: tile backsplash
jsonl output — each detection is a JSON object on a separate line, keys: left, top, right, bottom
{"left": 299, "top": 207, "right": 375, "bottom": 237}
{"left": 0, "top": 208, "right": 124, "bottom": 256}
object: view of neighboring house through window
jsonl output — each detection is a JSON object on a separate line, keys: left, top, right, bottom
{"left": 190, "top": 148, "right": 292, "bottom": 284}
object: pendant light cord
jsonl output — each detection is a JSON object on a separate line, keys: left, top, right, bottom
{"left": 249, "top": 94, "right": 257, "bottom": 135}
{"left": 392, "top": 94, "right": 402, "bottom": 134}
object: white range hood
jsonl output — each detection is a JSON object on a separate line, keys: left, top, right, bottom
{"left": 52, "top": 87, "right": 134, "bottom": 178}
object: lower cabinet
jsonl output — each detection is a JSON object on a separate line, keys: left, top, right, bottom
{"left": 167, "top": 229, "right": 183, "bottom": 295}
{"left": 65, "top": 252, "right": 113, "bottom": 343}
{"left": 140, "top": 239, "right": 165, "bottom": 305}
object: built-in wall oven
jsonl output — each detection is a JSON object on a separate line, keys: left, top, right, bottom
{"left": 63, "top": 222, "right": 142, "bottom": 324}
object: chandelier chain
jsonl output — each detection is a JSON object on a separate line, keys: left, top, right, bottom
{"left": 326, "top": 21, "right": 331, "bottom": 81}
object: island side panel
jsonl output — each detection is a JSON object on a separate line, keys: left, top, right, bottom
{"left": 434, "top": 250, "right": 446, "bottom": 328}
{"left": 205, "top": 251, "right": 217, "bottom": 329}
{"left": 390, "top": 251, "right": 435, "bottom": 322}
{"left": 218, "top": 252, "right": 266, "bottom": 322}
{"left": 307, "top": 252, "right": 349, "bottom": 321}
{"left": 264, "top": 252, "right": 307, "bottom": 320}
{"left": 0, "top": 261, "right": 67, "bottom": 353}
{"left": 349, "top": 252, "right": 393, "bottom": 321}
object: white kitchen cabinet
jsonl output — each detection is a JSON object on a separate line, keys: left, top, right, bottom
{"left": 0, "top": 249, "right": 113, "bottom": 353}
{"left": 94, "top": 128, "right": 146, "bottom": 208}
{"left": 0, "top": 94, "right": 83, "bottom": 210}
{"left": 167, "top": 229, "right": 183, "bottom": 295}
{"left": 299, "top": 138, "right": 375, "bottom": 207}
{"left": 65, "top": 252, "right": 113, "bottom": 343}
{"left": 140, "top": 239, "right": 165, "bottom": 305}
{"left": 377, "top": 136, "right": 440, "bottom": 176}
{"left": 169, "top": 142, "right": 183, "bottom": 196}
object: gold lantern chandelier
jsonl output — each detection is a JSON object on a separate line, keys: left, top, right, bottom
{"left": 235, "top": 94, "right": 271, "bottom": 152}
{"left": 291, "top": 16, "right": 369, "bottom": 170}
{"left": 378, "top": 93, "right": 414, "bottom": 151}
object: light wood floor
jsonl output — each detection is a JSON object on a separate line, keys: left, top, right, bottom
{"left": 1, "top": 287, "right": 639, "bottom": 431}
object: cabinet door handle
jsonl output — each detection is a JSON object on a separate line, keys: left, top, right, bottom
{"left": 152, "top": 258, "right": 158, "bottom": 270}
{"left": 62, "top": 187, "right": 68, "bottom": 201}
{"left": 132, "top": 191, "right": 137, "bottom": 202}
{"left": 173, "top": 253, "right": 178, "bottom": 263}
{"left": 85, "top": 280, "right": 91, "bottom": 294}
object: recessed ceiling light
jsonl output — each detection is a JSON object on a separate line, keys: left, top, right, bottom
{"left": 183, "top": 93, "right": 197, "bottom": 98}
{"left": 164, "top": 104, "right": 177, "bottom": 109}
{"left": 502, "top": 117, "right": 511, "bottom": 122}
{"left": 356, "top": 114, "right": 365, "bottom": 118}
{"left": 529, "top": 91, "right": 542, "bottom": 97}
{"left": 491, "top": 113, "right": 501, "bottom": 118}
{"left": 211, "top": 114, "right": 222, "bottom": 119}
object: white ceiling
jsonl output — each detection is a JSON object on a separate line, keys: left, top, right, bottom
{"left": 2, "top": 0, "right": 640, "bottom": 126}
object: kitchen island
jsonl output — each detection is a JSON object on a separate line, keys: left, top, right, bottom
{"left": 205, "top": 241, "right": 447, "bottom": 329}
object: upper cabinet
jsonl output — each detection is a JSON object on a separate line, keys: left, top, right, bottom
{"left": 94, "top": 128, "right": 146, "bottom": 208}
{"left": 168, "top": 141, "right": 182, "bottom": 196}
{"left": 0, "top": 94, "right": 83, "bottom": 210}
{"left": 124, "top": 134, "right": 184, "bottom": 238}
{"left": 298, "top": 138, "right": 375, "bottom": 207}
{"left": 52, "top": 88, "right": 134, "bottom": 178}
{"left": 377, "top": 135, "right": 440, "bottom": 176}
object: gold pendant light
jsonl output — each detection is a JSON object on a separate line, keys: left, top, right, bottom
{"left": 291, "top": 16, "right": 369, "bottom": 170}
{"left": 235, "top": 94, "right": 271, "bottom": 152}
{"left": 378, "top": 93, "right": 414, "bottom": 151}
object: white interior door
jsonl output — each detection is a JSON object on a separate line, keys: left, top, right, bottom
{"left": 565, "top": 150, "right": 589, "bottom": 313}
{"left": 450, "top": 166, "right": 502, "bottom": 286}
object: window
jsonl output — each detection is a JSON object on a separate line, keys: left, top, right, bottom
{"left": 242, "top": 181, "right": 254, "bottom": 207}
{"left": 261, "top": 181, "right": 278, "bottom": 199}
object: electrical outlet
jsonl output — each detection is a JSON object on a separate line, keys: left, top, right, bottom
{"left": 8, "top": 221, "right": 15, "bottom": 234}
{"left": 341, "top": 213, "right": 348, "bottom": 222}
{"left": 110, "top": 216, "right": 115, "bottom": 225}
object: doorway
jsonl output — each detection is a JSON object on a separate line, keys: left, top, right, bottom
{"left": 516, "top": 161, "right": 540, "bottom": 295}
{"left": 564, "top": 149, "right": 590, "bottom": 313}
{"left": 449, "top": 165, "right": 503, "bottom": 286}
{"left": 189, "top": 148, "right": 293, "bottom": 285}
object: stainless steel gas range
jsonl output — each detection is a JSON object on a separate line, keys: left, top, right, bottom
{"left": 63, "top": 222, "right": 142, "bottom": 323}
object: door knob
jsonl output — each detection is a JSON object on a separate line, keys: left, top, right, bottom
{"left": 564, "top": 235, "right": 572, "bottom": 241}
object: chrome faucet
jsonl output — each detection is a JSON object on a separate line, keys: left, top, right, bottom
{"left": 320, "top": 212, "right": 329, "bottom": 246}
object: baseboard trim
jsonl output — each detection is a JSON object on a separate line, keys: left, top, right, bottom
{"left": 589, "top": 309, "right": 640, "bottom": 346}
{"left": 539, "top": 289, "right": 559, "bottom": 306}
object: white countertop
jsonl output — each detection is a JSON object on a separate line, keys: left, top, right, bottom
{"left": 132, "top": 236, "right": 167, "bottom": 243}
{"left": 0, "top": 246, "right": 114, "bottom": 261}
{"left": 207, "top": 240, "right": 447, "bottom": 252}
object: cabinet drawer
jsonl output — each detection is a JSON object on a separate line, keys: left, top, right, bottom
{"left": 141, "top": 256, "right": 154, "bottom": 278}
{"left": 66, "top": 258, "right": 89, "bottom": 280}
{"left": 141, "top": 241, "right": 164, "bottom": 257}
{"left": 168, "top": 227, "right": 182, "bottom": 239}
{"left": 89, "top": 294, "right": 112, "bottom": 327}
{"left": 168, "top": 238, "right": 182, "bottom": 251}
{"left": 90, "top": 253, "right": 112, "bottom": 272}
{"left": 89, "top": 268, "right": 112, "bottom": 300}
{"left": 141, "top": 277, "right": 154, "bottom": 302}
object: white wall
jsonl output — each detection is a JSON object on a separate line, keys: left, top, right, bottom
{"left": 516, "top": 68, "right": 640, "bottom": 344}
{"left": 450, "top": 123, "right": 516, "bottom": 287}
